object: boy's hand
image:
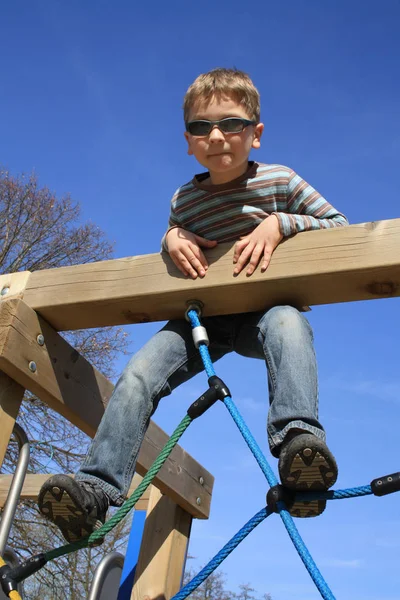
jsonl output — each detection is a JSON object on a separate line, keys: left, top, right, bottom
{"left": 233, "top": 215, "right": 283, "bottom": 276}
{"left": 166, "top": 227, "right": 218, "bottom": 279}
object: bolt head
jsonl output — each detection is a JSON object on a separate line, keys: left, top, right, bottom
{"left": 29, "top": 361, "right": 37, "bottom": 373}
{"left": 1, "top": 287, "right": 10, "bottom": 296}
{"left": 196, "top": 497, "right": 201, "bottom": 505}
{"left": 37, "top": 334, "right": 45, "bottom": 346}
{"left": 199, "top": 476, "right": 204, "bottom": 485}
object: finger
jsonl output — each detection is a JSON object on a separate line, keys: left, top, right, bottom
{"left": 192, "top": 246, "right": 209, "bottom": 273}
{"left": 172, "top": 257, "right": 191, "bottom": 277}
{"left": 233, "top": 243, "right": 255, "bottom": 275}
{"left": 246, "top": 244, "right": 264, "bottom": 276}
{"left": 233, "top": 238, "right": 249, "bottom": 264}
{"left": 175, "top": 252, "right": 198, "bottom": 279}
{"left": 261, "top": 248, "right": 272, "bottom": 272}
{"left": 184, "top": 247, "right": 207, "bottom": 277}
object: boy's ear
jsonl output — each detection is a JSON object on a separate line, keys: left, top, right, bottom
{"left": 252, "top": 122, "right": 264, "bottom": 150}
{"left": 184, "top": 131, "right": 194, "bottom": 155}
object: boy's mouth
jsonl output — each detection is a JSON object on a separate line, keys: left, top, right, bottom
{"left": 208, "top": 151, "right": 232, "bottom": 157}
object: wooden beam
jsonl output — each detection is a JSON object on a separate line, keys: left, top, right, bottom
{"left": 0, "top": 299, "right": 214, "bottom": 519}
{"left": 0, "top": 271, "right": 31, "bottom": 301}
{"left": 0, "top": 270, "right": 30, "bottom": 466}
{"left": 0, "top": 473, "right": 150, "bottom": 511}
{"left": 19, "top": 218, "right": 400, "bottom": 331}
{"left": 131, "top": 485, "right": 192, "bottom": 600}
{"left": 0, "top": 372, "right": 24, "bottom": 468}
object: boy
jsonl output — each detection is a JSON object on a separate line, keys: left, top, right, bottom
{"left": 39, "top": 68, "right": 348, "bottom": 542}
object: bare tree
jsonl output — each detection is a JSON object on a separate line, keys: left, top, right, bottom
{"left": 0, "top": 168, "right": 131, "bottom": 597}
{"left": 183, "top": 567, "right": 231, "bottom": 600}
{"left": 183, "top": 566, "right": 273, "bottom": 600}
{"left": 234, "top": 583, "right": 258, "bottom": 600}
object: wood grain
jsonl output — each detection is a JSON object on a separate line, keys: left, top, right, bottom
{"left": 0, "top": 299, "right": 214, "bottom": 519}
{"left": 131, "top": 486, "right": 192, "bottom": 600}
{"left": 20, "top": 219, "right": 400, "bottom": 331}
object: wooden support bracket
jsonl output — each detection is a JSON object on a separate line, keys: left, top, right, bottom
{"left": 0, "top": 298, "right": 213, "bottom": 519}
{"left": 0, "top": 372, "right": 24, "bottom": 468}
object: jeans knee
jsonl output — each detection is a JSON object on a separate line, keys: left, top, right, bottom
{"left": 261, "top": 306, "right": 313, "bottom": 342}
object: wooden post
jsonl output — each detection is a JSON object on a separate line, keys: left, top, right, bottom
{"left": 131, "top": 486, "right": 192, "bottom": 600}
{"left": 0, "top": 271, "right": 30, "bottom": 467}
{"left": 0, "top": 371, "right": 24, "bottom": 468}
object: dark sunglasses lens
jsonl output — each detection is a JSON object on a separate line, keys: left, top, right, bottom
{"left": 220, "top": 118, "right": 244, "bottom": 133}
{"left": 188, "top": 121, "right": 211, "bottom": 135}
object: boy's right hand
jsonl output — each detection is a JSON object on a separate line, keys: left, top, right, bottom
{"left": 166, "top": 227, "right": 217, "bottom": 279}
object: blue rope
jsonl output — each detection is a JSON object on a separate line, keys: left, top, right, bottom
{"left": 296, "top": 486, "right": 372, "bottom": 502}
{"left": 223, "top": 396, "right": 335, "bottom": 599}
{"left": 172, "top": 507, "right": 271, "bottom": 600}
{"left": 223, "top": 396, "right": 278, "bottom": 487}
{"left": 187, "top": 309, "right": 336, "bottom": 600}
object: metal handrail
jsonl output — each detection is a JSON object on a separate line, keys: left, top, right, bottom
{"left": 88, "top": 552, "right": 125, "bottom": 600}
{"left": 0, "top": 423, "right": 30, "bottom": 555}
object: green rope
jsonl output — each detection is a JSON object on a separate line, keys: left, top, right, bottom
{"left": 45, "top": 413, "right": 192, "bottom": 562}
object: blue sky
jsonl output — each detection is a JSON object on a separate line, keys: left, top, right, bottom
{"left": 2, "top": 1, "right": 400, "bottom": 598}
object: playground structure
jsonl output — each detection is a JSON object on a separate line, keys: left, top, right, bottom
{"left": 1, "top": 217, "right": 400, "bottom": 598}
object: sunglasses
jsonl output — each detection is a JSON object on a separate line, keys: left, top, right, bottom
{"left": 185, "top": 117, "right": 257, "bottom": 136}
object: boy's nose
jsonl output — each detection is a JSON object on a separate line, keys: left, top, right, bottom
{"left": 208, "top": 125, "right": 225, "bottom": 142}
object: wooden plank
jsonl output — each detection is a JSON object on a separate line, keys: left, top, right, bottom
{"left": 0, "top": 271, "right": 31, "bottom": 300}
{"left": 0, "top": 298, "right": 214, "bottom": 519}
{"left": 20, "top": 218, "right": 400, "bottom": 331}
{"left": 0, "top": 473, "right": 150, "bottom": 511}
{"left": 131, "top": 485, "right": 192, "bottom": 600}
{"left": 0, "top": 371, "right": 24, "bottom": 468}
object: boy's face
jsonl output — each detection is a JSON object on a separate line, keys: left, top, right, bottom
{"left": 184, "top": 95, "right": 264, "bottom": 185}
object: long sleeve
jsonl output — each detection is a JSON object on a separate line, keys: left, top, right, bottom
{"left": 161, "top": 190, "right": 184, "bottom": 251}
{"left": 273, "top": 170, "right": 349, "bottom": 237}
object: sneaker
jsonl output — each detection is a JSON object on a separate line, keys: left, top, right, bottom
{"left": 38, "top": 475, "right": 109, "bottom": 543}
{"left": 278, "top": 432, "right": 338, "bottom": 518}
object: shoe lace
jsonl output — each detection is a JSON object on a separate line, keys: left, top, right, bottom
{"left": 80, "top": 481, "right": 109, "bottom": 513}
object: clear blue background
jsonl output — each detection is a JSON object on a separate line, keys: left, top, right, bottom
{"left": 1, "top": 1, "right": 400, "bottom": 598}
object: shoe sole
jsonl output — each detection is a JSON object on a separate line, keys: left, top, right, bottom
{"left": 279, "top": 435, "right": 338, "bottom": 518}
{"left": 38, "top": 476, "right": 104, "bottom": 543}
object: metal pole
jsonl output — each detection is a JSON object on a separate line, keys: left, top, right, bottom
{"left": 88, "top": 552, "right": 125, "bottom": 600}
{"left": 0, "top": 423, "right": 30, "bottom": 555}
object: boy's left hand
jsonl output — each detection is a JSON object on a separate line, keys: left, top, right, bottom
{"left": 233, "top": 215, "right": 283, "bottom": 276}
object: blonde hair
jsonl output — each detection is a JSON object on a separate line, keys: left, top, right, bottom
{"left": 183, "top": 68, "right": 260, "bottom": 123}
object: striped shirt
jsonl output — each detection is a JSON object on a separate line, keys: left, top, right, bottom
{"left": 162, "top": 162, "right": 348, "bottom": 249}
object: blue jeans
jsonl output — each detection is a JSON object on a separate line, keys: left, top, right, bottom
{"left": 76, "top": 305, "right": 325, "bottom": 506}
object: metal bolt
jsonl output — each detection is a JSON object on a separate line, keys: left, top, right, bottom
{"left": 29, "top": 361, "right": 37, "bottom": 373}
{"left": 1, "top": 287, "right": 10, "bottom": 296}
{"left": 196, "top": 497, "right": 202, "bottom": 506}
{"left": 199, "top": 476, "right": 204, "bottom": 485}
{"left": 37, "top": 334, "right": 45, "bottom": 346}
